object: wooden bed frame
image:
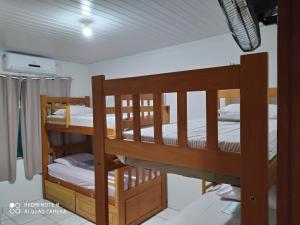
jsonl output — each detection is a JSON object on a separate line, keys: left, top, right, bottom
{"left": 201, "top": 87, "right": 277, "bottom": 194}
{"left": 42, "top": 94, "right": 170, "bottom": 136}
{"left": 40, "top": 95, "right": 169, "bottom": 225}
{"left": 92, "top": 52, "right": 276, "bottom": 225}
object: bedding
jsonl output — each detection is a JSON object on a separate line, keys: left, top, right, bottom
{"left": 119, "top": 118, "right": 277, "bottom": 184}
{"left": 54, "top": 153, "right": 94, "bottom": 168}
{"left": 48, "top": 153, "right": 143, "bottom": 196}
{"left": 48, "top": 163, "right": 138, "bottom": 197}
{"left": 47, "top": 113, "right": 116, "bottom": 128}
{"left": 219, "top": 104, "right": 277, "bottom": 121}
{"left": 53, "top": 105, "right": 93, "bottom": 116}
{"left": 122, "top": 118, "right": 277, "bottom": 160}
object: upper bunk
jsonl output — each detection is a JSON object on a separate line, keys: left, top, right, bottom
{"left": 91, "top": 52, "right": 277, "bottom": 224}
{"left": 40, "top": 94, "right": 170, "bottom": 136}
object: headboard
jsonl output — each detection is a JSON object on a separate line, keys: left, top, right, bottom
{"left": 218, "top": 88, "right": 277, "bottom": 109}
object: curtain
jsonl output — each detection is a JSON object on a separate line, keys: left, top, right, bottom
{"left": 0, "top": 76, "right": 21, "bottom": 182}
{"left": 21, "top": 78, "right": 71, "bottom": 180}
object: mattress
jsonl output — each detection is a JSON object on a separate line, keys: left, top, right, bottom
{"left": 47, "top": 163, "right": 137, "bottom": 198}
{"left": 122, "top": 118, "right": 277, "bottom": 160}
{"left": 120, "top": 118, "right": 277, "bottom": 184}
{"left": 47, "top": 113, "right": 116, "bottom": 128}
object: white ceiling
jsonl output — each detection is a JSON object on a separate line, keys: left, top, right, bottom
{"left": 0, "top": 0, "right": 229, "bottom": 64}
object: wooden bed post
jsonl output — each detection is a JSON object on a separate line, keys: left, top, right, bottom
{"left": 92, "top": 76, "right": 109, "bottom": 225}
{"left": 41, "top": 95, "right": 50, "bottom": 199}
{"left": 240, "top": 53, "right": 269, "bottom": 225}
{"left": 115, "top": 168, "right": 126, "bottom": 225}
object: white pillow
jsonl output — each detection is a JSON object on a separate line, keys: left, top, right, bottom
{"left": 54, "top": 153, "right": 94, "bottom": 167}
{"left": 219, "top": 104, "right": 240, "bottom": 121}
{"left": 53, "top": 105, "right": 93, "bottom": 116}
{"left": 219, "top": 104, "right": 277, "bottom": 121}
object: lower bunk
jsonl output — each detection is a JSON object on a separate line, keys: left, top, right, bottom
{"left": 44, "top": 156, "right": 167, "bottom": 225}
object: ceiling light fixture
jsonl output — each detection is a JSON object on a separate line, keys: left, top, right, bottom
{"left": 80, "top": 18, "right": 93, "bottom": 38}
{"left": 82, "top": 26, "right": 92, "bottom": 37}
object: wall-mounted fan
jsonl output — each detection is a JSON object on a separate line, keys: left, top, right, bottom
{"left": 218, "top": 0, "right": 277, "bottom": 52}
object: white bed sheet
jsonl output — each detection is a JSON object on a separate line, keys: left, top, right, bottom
{"left": 48, "top": 163, "right": 139, "bottom": 197}
{"left": 48, "top": 163, "right": 117, "bottom": 197}
{"left": 47, "top": 113, "right": 116, "bottom": 128}
{"left": 122, "top": 118, "right": 277, "bottom": 160}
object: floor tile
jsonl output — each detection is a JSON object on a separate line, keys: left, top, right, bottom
{"left": 1, "top": 213, "right": 9, "bottom": 222}
{"left": 156, "top": 208, "right": 179, "bottom": 220}
{"left": 1, "top": 218, "right": 19, "bottom": 225}
{"left": 22, "top": 216, "right": 56, "bottom": 225}
{"left": 7, "top": 213, "right": 44, "bottom": 225}
{"left": 58, "top": 214, "right": 88, "bottom": 225}
{"left": 81, "top": 221, "right": 95, "bottom": 225}
{"left": 141, "top": 216, "right": 167, "bottom": 225}
{"left": 46, "top": 209, "right": 74, "bottom": 223}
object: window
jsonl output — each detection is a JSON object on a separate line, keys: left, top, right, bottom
{"left": 17, "top": 111, "right": 23, "bottom": 158}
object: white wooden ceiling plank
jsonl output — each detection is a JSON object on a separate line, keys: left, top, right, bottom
{"left": 0, "top": 4, "right": 133, "bottom": 43}
{"left": 61, "top": 0, "right": 176, "bottom": 43}
{"left": 136, "top": 0, "right": 199, "bottom": 37}
{"left": 187, "top": 0, "right": 227, "bottom": 31}
{"left": 98, "top": 0, "right": 191, "bottom": 42}
{"left": 0, "top": 0, "right": 230, "bottom": 63}
{"left": 150, "top": 0, "right": 204, "bottom": 34}
{"left": 170, "top": 0, "right": 220, "bottom": 35}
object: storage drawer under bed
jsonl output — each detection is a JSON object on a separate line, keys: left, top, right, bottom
{"left": 45, "top": 180, "right": 76, "bottom": 211}
{"left": 76, "top": 192, "right": 117, "bottom": 225}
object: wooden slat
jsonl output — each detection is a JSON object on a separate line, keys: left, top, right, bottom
{"left": 153, "top": 93, "right": 163, "bottom": 144}
{"left": 147, "top": 100, "right": 151, "bottom": 116}
{"left": 177, "top": 91, "right": 187, "bottom": 147}
{"left": 46, "top": 124, "right": 93, "bottom": 135}
{"left": 47, "top": 96, "right": 90, "bottom": 105}
{"left": 128, "top": 168, "right": 132, "bottom": 190}
{"left": 104, "top": 65, "right": 240, "bottom": 95}
{"left": 105, "top": 139, "right": 241, "bottom": 177}
{"left": 126, "top": 99, "right": 130, "bottom": 119}
{"left": 121, "top": 94, "right": 153, "bottom": 101}
{"left": 206, "top": 90, "right": 218, "bottom": 151}
{"left": 106, "top": 105, "right": 154, "bottom": 114}
{"left": 240, "top": 53, "right": 269, "bottom": 225}
{"left": 114, "top": 95, "right": 122, "bottom": 139}
{"left": 132, "top": 94, "right": 141, "bottom": 141}
{"left": 92, "top": 76, "right": 109, "bottom": 225}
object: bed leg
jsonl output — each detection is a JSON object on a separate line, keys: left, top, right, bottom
{"left": 240, "top": 53, "right": 269, "bottom": 225}
{"left": 41, "top": 95, "right": 50, "bottom": 199}
{"left": 115, "top": 168, "right": 126, "bottom": 225}
{"left": 93, "top": 76, "right": 109, "bottom": 225}
{"left": 161, "top": 172, "right": 168, "bottom": 209}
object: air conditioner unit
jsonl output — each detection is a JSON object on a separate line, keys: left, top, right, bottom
{"left": 2, "top": 53, "right": 57, "bottom": 76}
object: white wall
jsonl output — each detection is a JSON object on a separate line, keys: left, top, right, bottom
{"left": 0, "top": 51, "right": 91, "bottom": 209}
{"left": 90, "top": 25, "right": 278, "bottom": 210}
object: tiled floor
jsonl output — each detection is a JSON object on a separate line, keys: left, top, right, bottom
{"left": 1, "top": 187, "right": 276, "bottom": 225}
{"left": 0, "top": 199, "right": 178, "bottom": 225}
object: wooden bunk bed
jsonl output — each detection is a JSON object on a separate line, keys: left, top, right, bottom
{"left": 40, "top": 95, "right": 170, "bottom": 225}
{"left": 92, "top": 52, "right": 277, "bottom": 225}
